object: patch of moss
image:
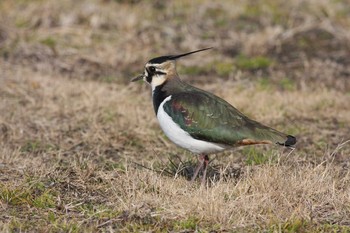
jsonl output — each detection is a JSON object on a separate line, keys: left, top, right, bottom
{"left": 47, "top": 211, "right": 56, "bottom": 223}
{"left": 50, "top": 220, "right": 81, "bottom": 233}
{"left": 78, "top": 203, "right": 119, "bottom": 219}
{"left": 213, "top": 61, "right": 235, "bottom": 76}
{"left": 20, "top": 140, "right": 58, "bottom": 153}
{"left": 174, "top": 216, "right": 200, "bottom": 231}
{"left": 21, "top": 140, "right": 41, "bottom": 152}
{"left": 40, "top": 37, "right": 56, "bottom": 49}
{"left": 0, "top": 179, "right": 57, "bottom": 209}
{"left": 100, "top": 109, "right": 120, "bottom": 123}
{"left": 244, "top": 147, "right": 277, "bottom": 165}
{"left": 8, "top": 218, "right": 32, "bottom": 232}
{"left": 279, "top": 77, "right": 296, "bottom": 91}
{"left": 103, "top": 160, "right": 126, "bottom": 172}
{"left": 236, "top": 55, "right": 273, "bottom": 70}
{"left": 257, "top": 77, "right": 273, "bottom": 91}
{"left": 15, "top": 19, "right": 29, "bottom": 28}
{"left": 0, "top": 186, "right": 32, "bottom": 206}
{"left": 205, "top": 7, "right": 229, "bottom": 26}
{"left": 33, "top": 192, "right": 56, "bottom": 209}
{"left": 243, "top": 3, "right": 262, "bottom": 18}
{"left": 40, "top": 37, "right": 57, "bottom": 55}
{"left": 241, "top": 1, "right": 289, "bottom": 26}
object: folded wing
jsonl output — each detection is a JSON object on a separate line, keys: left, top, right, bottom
{"left": 163, "top": 91, "right": 296, "bottom": 147}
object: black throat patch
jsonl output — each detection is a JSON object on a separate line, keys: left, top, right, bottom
{"left": 152, "top": 82, "right": 168, "bottom": 115}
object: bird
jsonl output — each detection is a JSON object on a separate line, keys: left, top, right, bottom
{"left": 131, "top": 48, "right": 296, "bottom": 184}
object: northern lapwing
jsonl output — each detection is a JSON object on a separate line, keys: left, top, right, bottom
{"left": 132, "top": 48, "right": 296, "bottom": 184}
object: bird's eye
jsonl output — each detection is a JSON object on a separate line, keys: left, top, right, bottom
{"left": 149, "top": 66, "right": 156, "bottom": 72}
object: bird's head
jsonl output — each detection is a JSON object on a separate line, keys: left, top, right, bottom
{"left": 131, "top": 48, "right": 212, "bottom": 90}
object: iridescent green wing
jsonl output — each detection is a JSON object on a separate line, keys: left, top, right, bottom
{"left": 163, "top": 91, "right": 288, "bottom": 146}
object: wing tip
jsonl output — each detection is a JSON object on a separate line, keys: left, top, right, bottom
{"left": 277, "top": 135, "right": 297, "bottom": 147}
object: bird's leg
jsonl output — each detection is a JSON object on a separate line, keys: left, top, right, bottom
{"left": 191, "top": 154, "right": 205, "bottom": 182}
{"left": 201, "top": 155, "right": 210, "bottom": 186}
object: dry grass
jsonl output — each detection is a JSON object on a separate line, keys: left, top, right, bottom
{"left": 1, "top": 0, "right": 350, "bottom": 232}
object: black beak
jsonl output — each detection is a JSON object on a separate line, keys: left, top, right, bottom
{"left": 131, "top": 74, "right": 144, "bottom": 82}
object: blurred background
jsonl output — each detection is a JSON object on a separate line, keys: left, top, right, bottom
{"left": 1, "top": 0, "right": 349, "bottom": 89}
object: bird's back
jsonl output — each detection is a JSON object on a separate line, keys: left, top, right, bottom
{"left": 160, "top": 82, "right": 295, "bottom": 148}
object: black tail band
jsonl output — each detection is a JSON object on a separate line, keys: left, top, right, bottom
{"left": 277, "top": 135, "right": 297, "bottom": 147}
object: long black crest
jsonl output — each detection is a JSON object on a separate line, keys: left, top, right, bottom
{"left": 169, "top": 47, "right": 213, "bottom": 60}
{"left": 148, "top": 47, "right": 213, "bottom": 64}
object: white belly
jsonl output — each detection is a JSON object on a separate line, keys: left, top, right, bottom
{"left": 157, "top": 96, "right": 226, "bottom": 154}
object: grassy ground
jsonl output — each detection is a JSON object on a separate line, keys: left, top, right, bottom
{"left": 1, "top": 0, "right": 350, "bottom": 232}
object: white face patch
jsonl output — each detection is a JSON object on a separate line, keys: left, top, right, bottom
{"left": 143, "top": 61, "right": 177, "bottom": 91}
{"left": 151, "top": 75, "right": 167, "bottom": 91}
{"left": 143, "top": 63, "right": 167, "bottom": 91}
